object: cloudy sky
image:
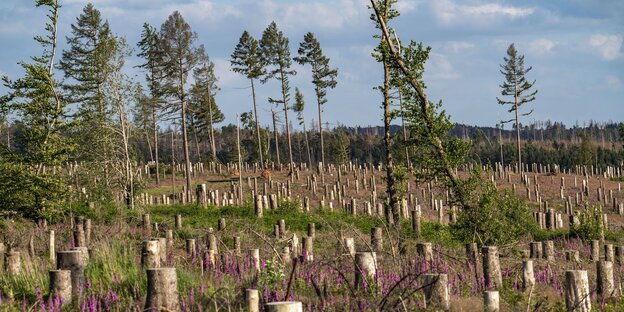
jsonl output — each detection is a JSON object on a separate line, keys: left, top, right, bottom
{"left": 0, "top": 0, "right": 622, "bottom": 129}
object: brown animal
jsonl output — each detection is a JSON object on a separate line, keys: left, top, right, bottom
{"left": 261, "top": 169, "right": 271, "bottom": 179}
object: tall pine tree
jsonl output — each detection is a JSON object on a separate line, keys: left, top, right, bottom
{"left": 293, "top": 88, "right": 312, "bottom": 168}
{"left": 260, "top": 22, "right": 296, "bottom": 171}
{"left": 190, "top": 54, "right": 223, "bottom": 161}
{"left": 294, "top": 32, "right": 337, "bottom": 176}
{"left": 497, "top": 43, "right": 537, "bottom": 173}
{"left": 159, "top": 11, "right": 203, "bottom": 194}
{"left": 136, "top": 22, "right": 164, "bottom": 184}
{"left": 231, "top": 31, "right": 266, "bottom": 167}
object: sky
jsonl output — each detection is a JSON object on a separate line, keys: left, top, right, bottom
{"left": 0, "top": 0, "right": 623, "bottom": 130}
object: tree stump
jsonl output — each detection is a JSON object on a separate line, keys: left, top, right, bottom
{"left": 597, "top": 261, "right": 615, "bottom": 298}
{"left": 246, "top": 289, "right": 259, "bottom": 312}
{"left": 564, "top": 270, "right": 591, "bottom": 312}
{"left": 542, "top": 240, "right": 555, "bottom": 261}
{"left": 302, "top": 236, "right": 313, "bottom": 262}
{"left": 142, "top": 240, "right": 160, "bottom": 268}
{"left": 482, "top": 246, "right": 502, "bottom": 289}
{"left": 343, "top": 238, "right": 355, "bottom": 257}
{"left": 6, "top": 250, "right": 21, "bottom": 276}
{"left": 49, "top": 270, "right": 72, "bottom": 305}
{"left": 590, "top": 240, "right": 600, "bottom": 262}
{"left": 371, "top": 227, "right": 382, "bottom": 252}
{"left": 522, "top": 260, "right": 535, "bottom": 291}
{"left": 57, "top": 250, "right": 87, "bottom": 299}
{"left": 483, "top": 290, "right": 500, "bottom": 312}
{"left": 422, "top": 273, "right": 450, "bottom": 311}
{"left": 264, "top": 301, "right": 303, "bottom": 312}
{"left": 145, "top": 267, "right": 179, "bottom": 311}
{"left": 417, "top": 242, "right": 434, "bottom": 265}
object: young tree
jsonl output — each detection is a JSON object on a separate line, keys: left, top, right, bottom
{"left": 189, "top": 56, "right": 223, "bottom": 161}
{"left": 159, "top": 11, "right": 203, "bottom": 194}
{"left": 260, "top": 22, "right": 296, "bottom": 171}
{"left": 370, "top": 0, "right": 401, "bottom": 226}
{"left": 136, "top": 22, "right": 164, "bottom": 184}
{"left": 231, "top": 31, "right": 265, "bottom": 167}
{"left": 0, "top": 0, "right": 73, "bottom": 219}
{"left": 497, "top": 43, "right": 537, "bottom": 173}
{"left": 293, "top": 88, "right": 312, "bottom": 168}
{"left": 294, "top": 32, "right": 338, "bottom": 175}
{"left": 60, "top": 3, "right": 118, "bottom": 195}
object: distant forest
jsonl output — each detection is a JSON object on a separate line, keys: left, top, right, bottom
{"left": 3, "top": 119, "right": 620, "bottom": 170}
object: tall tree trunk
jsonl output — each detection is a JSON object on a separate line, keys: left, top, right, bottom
{"left": 515, "top": 96, "right": 521, "bottom": 173}
{"left": 272, "top": 110, "right": 281, "bottom": 165}
{"left": 316, "top": 86, "right": 325, "bottom": 182}
{"left": 171, "top": 131, "right": 176, "bottom": 201}
{"left": 382, "top": 34, "right": 399, "bottom": 227}
{"left": 399, "top": 90, "right": 411, "bottom": 169}
{"left": 153, "top": 105, "right": 160, "bottom": 185}
{"left": 303, "top": 123, "right": 312, "bottom": 169}
{"left": 180, "top": 72, "right": 192, "bottom": 197}
{"left": 280, "top": 72, "right": 294, "bottom": 171}
{"left": 251, "top": 79, "right": 263, "bottom": 168}
{"left": 208, "top": 94, "right": 217, "bottom": 161}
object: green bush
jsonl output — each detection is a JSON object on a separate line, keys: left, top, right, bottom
{"left": 451, "top": 184, "right": 537, "bottom": 246}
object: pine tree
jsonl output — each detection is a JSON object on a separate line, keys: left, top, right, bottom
{"left": 136, "top": 22, "right": 164, "bottom": 184}
{"left": 231, "top": 31, "right": 265, "bottom": 167}
{"left": 159, "top": 11, "right": 203, "bottom": 194}
{"left": 190, "top": 55, "right": 223, "bottom": 161}
{"left": 60, "top": 3, "right": 118, "bottom": 192}
{"left": 260, "top": 22, "right": 296, "bottom": 171}
{"left": 497, "top": 43, "right": 537, "bottom": 173}
{"left": 0, "top": 0, "right": 73, "bottom": 220}
{"left": 294, "top": 32, "right": 337, "bottom": 177}
{"left": 293, "top": 88, "right": 312, "bottom": 168}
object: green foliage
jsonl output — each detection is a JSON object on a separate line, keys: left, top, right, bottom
{"left": 0, "top": 0, "right": 72, "bottom": 221}
{"left": 450, "top": 181, "right": 537, "bottom": 245}
{"left": 259, "top": 256, "right": 285, "bottom": 290}
{"left": 570, "top": 204, "right": 605, "bottom": 240}
{"left": 294, "top": 32, "right": 338, "bottom": 108}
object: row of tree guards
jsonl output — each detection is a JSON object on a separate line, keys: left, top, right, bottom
{"left": 4, "top": 212, "right": 621, "bottom": 311}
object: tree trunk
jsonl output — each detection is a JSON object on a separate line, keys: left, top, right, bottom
{"left": 303, "top": 123, "right": 312, "bottom": 169}
{"left": 272, "top": 110, "right": 281, "bottom": 165}
{"left": 316, "top": 86, "right": 325, "bottom": 180}
{"left": 153, "top": 104, "right": 160, "bottom": 185}
{"left": 251, "top": 79, "right": 263, "bottom": 168}
{"left": 280, "top": 71, "right": 294, "bottom": 171}
{"left": 382, "top": 41, "right": 399, "bottom": 227}
{"left": 180, "top": 76, "right": 192, "bottom": 197}
{"left": 208, "top": 94, "right": 217, "bottom": 161}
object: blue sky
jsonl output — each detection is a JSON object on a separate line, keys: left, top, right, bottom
{"left": 1, "top": 0, "right": 622, "bottom": 130}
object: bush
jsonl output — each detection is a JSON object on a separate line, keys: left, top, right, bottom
{"left": 451, "top": 184, "right": 537, "bottom": 246}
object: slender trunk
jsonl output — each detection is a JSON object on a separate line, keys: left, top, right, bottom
{"left": 303, "top": 122, "right": 312, "bottom": 168}
{"left": 171, "top": 131, "right": 175, "bottom": 200}
{"left": 180, "top": 71, "right": 192, "bottom": 197}
{"left": 272, "top": 110, "right": 281, "bottom": 165}
{"left": 116, "top": 89, "right": 134, "bottom": 209}
{"left": 146, "top": 131, "right": 154, "bottom": 162}
{"left": 515, "top": 96, "right": 521, "bottom": 173}
{"left": 316, "top": 86, "right": 325, "bottom": 181}
{"left": 279, "top": 72, "right": 294, "bottom": 171}
{"left": 499, "top": 126, "right": 504, "bottom": 166}
{"left": 251, "top": 79, "right": 263, "bottom": 168}
{"left": 208, "top": 94, "right": 217, "bottom": 161}
{"left": 153, "top": 105, "right": 160, "bottom": 185}
{"left": 236, "top": 115, "right": 243, "bottom": 205}
{"left": 190, "top": 120, "right": 201, "bottom": 162}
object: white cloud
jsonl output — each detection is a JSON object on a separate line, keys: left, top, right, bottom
{"left": 444, "top": 41, "right": 475, "bottom": 53}
{"left": 259, "top": 0, "right": 364, "bottom": 32}
{"left": 396, "top": 0, "right": 421, "bottom": 13}
{"left": 589, "top": 34, "right": 623, "bottom": 61}
{"left": 213, "top": 58, "right": 242, "bottom": 87}
{"left": 527, "top": 38, "right": 557, "bottom": 56}
{"left": 426, "top": 54, "right": 459, "bottom": 80}
{"left": 432, "top": 0, "right": 534, "bottom": 26}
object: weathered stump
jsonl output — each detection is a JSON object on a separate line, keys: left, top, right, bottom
{"left": 49, "top": 270, "right": 72, "bottom": 305}
{"left": 522, "top": 260, "right": 535, "bottom": 291}
{"left": 597, "top": 261, "right": 615, "bottom": 298}
{"left": 246, "top": 289, "right": 259, "bottom": 312}
{"left": 482, "top": 246, "right": 502, "bottom": 289}
{"left": 422, "top": 273, "right": 450, "bottom": 311}
{"left": 483, "top": 290, "right": 500, "bottom": 312}
{"left": 57, "top": 250, "right": 86, "bottom": 299}
{"left": 371, "top": 227, "right": 382, "bottom": 252}
{"left": 145, "top": 267, "right": 179, "bottom": 311}
{"left": 264, "top": 301, "right": 303, "bottom": 312}
{"left": 142, "top": 240, "right": 160, "bottom": 268}
{"left": 564, "top": 270, "right": 591, "bottom": 312}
